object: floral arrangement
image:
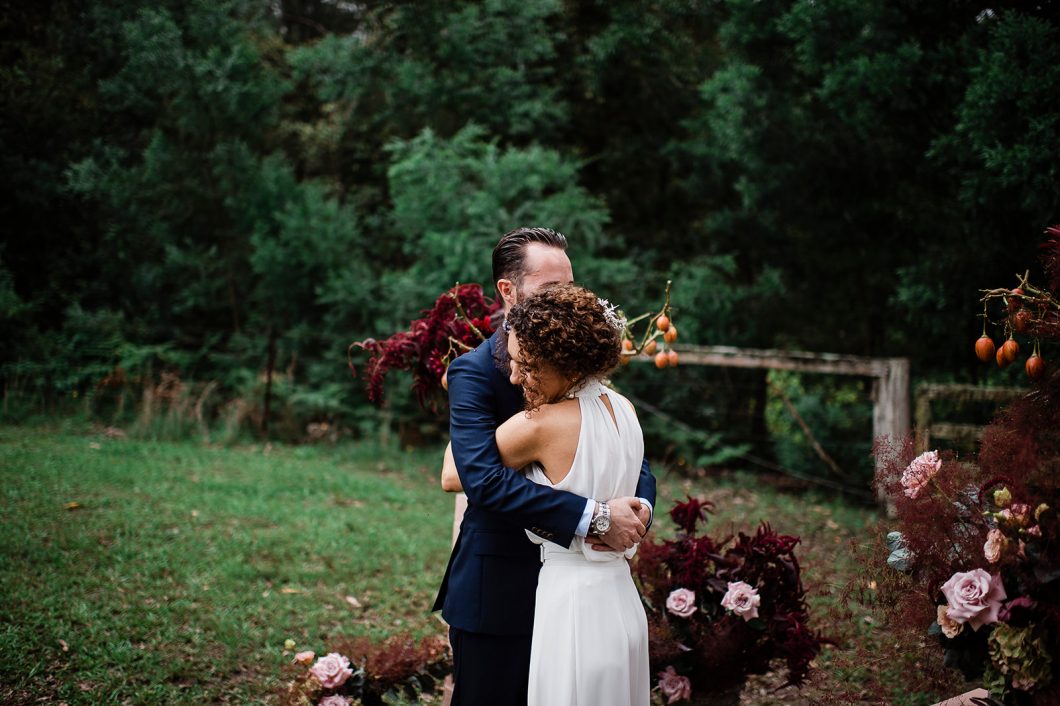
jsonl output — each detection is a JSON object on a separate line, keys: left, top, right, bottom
{"left": 350, "top": 280, "right": 685, "bottom": 407}
{"left": 873, "top": 226, "right": 1060, "bottom": 704}
{"left": 349, "top": 283, "right": 499, "bottom": 407}
{"left": 275, "top": 633, "right": 450, "bottom": 706}
{"left": 632, "top": 496, "right": 827, "bottom": 703}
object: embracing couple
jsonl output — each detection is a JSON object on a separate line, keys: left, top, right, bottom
{"left": 433, "top": 227, "right": 656, "bottom": 706}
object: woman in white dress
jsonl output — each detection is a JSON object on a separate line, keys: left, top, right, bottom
{"left": 443, "top": 283, "right": 650, "bottom": 706}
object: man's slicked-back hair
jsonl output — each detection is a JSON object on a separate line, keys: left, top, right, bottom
{"left": 491, "top": 227, "right": 568, "bottom": 291}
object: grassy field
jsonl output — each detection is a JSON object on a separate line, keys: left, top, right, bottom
{"left": 1, "top": 422, "right": 964, "bottom": 704}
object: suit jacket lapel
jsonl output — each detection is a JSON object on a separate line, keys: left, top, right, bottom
{"left": 488, "top": 329, "right": 524, "bottom": 422}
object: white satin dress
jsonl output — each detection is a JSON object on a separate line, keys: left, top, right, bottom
{"left": 524, "top": 379, "right": 650, "bottom": 706}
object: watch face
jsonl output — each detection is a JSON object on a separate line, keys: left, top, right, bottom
{"left": 595, "top": 516, "right": 611, "bottom": 533}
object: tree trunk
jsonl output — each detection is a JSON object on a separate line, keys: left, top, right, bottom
{"left": 262, "top": 328, "right": 277, "bottom": 436}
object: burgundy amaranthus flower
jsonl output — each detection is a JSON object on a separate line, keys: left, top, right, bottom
{"left": 670, "top": 495, "right": 715, "bottom": 534}
{"left": 351, "top": 284, "right": 500, "bottom": 408}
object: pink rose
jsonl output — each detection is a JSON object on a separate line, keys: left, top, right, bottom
{"left": 720, "top": 581, "right": 761, "bottom": 621}
{"left": 940, "top": 569, "right": 1007, "bottom": 631}
{"left": 294, "top": 650, "right": 316, "bottom": 665}
{"left": 901, "top": 450, "right": 941, "bottom": 499}
{"left": 310, "top": 652, "right": 354, "bottom": 689}
{"left": 319, "top": 697, "right": 350, "bottom": 706}
{"left": 936, "top": 605, "right": 962, "bottom": 638}
{"left": 1010, "top": 503, "right": 1032, "bottom": 527}
{"left": 666, "top": 588, "right": 698, "bottom": 618}
{"left": 983, "top": 528, "right": 1008, "bottom": 563}
{"left": 657, "top": 665, "right": 692, "bottom": 704}
{"left": 1026, "top": 525, "right": 1041, "bottom": 537}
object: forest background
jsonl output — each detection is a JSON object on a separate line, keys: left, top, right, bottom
{"left": 2, "top": 0, "right": 1059, "bottom": 494}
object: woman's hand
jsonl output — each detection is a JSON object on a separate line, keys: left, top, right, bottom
{"left": 440, "top": 442, "right": 463, "bottom": 492}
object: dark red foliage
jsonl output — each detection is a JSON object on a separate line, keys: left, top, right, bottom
{"left": 633, "top": 499, "right": 827, "bottom": 694}
{"left": 274, "top": 633, "right": 450, "bottom": 706}
{"left": 1043, "top": 225, "right": 1060, "bottom": 293}
{"left": 350, "top": 284, "right": 500, "bottom": 408}
{"left": 669, "top": 495, "right": 715, "bottom": 534}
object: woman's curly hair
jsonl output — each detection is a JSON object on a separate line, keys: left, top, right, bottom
{"left": 506, "top": 283, "right": 622, "bottom": 409}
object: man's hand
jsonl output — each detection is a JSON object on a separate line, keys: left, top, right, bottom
{"left": 587, "top": 497, "right": 645, "bottom": 552}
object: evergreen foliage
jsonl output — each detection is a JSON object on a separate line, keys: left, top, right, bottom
{"left": 2, "top": 0, "right": 1057, "bottom": 489}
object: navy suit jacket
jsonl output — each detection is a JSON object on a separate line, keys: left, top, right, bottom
{"left": 432, "top": 330, "right": 657, "bottom": 636}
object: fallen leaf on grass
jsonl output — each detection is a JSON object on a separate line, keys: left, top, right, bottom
{"left": 78, "top": 682, "right": 94, "bottom": 692}
{"left": 345, "top": 595, "right": 362, "bottom": 609}
{"left": 89, "top": 442, "right": 101, "bottom": 450}
{"left": 825, "top": 519, "right": 840, "bottom": 530}
{"left": 58, "top": 639, "right": 69, "bottom": 652}
{"left": 281, "top": 587, "right": 303, "bottom": 594}
{"left": 64, "top": 502, "right": 82, "bottom": 511}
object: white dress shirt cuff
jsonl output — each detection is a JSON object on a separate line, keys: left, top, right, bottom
{"left": 575, "top": 499, "right": 595, "bottom": 537}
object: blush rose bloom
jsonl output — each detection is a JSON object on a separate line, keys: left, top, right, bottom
{"left": 941, "top": 569, "right": 1007, "bottom": 631}
{"left": 657, "top": 665, "right": 692, "bottom": 704}
{"left": 721, "top": 581, "right": 761, "bottom": 620}
{"left": 983, "top": 528, "right": 1008, "bottom": 563}
{"left": 310, "top": 652, "right": 354, "bottom": 689}
{"left": 666, "top": 588, "right": 698, "bottom": 618}
{"left": 901, "top": 450, "right": 941, "bottom": 499}
{"left": 294, "top": 650, "right": 316, "bottom": 665}
{"left": 936, "top": 605, "right": 962, "bottom": 638}
{"left": 319, "top": 697, "right": 351, "bottom": 706}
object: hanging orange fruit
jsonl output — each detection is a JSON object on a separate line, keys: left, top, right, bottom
{"left": 996, "top": 347, "right": 1010, "bottom": 368}
{"left": 655, "top": 314, "right": 671, "bottom": 332}
{"left": 622, "top": 338, "right": 634, "bottom": 352}
{"left": 663, "top": 325, "right": 678, "bottom": 344}
{"left": 1026, "top": 354, "right": 1045, "bottom": 381}
{"left": 654, "top": 351, "right": 669, "bottom": 369}
{"left": 1001, "top": 338, "right": 1020, "bottom": 364}
{"left": 975, "top": 335, "right": 996, "bottom": 363}
{"left": 667, "top": 350, "right": 679, "bottom": 367}
{"left": 644, "top": 339, "right": 658, "bottom": 356}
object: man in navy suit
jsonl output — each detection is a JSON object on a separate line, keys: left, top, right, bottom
{"left": 433, "top": 227, "right": 657, "bottom": 706}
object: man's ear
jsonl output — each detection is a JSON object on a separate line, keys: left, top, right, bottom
{"left": 497, "top": 278, "right": 517, "bottom": 308}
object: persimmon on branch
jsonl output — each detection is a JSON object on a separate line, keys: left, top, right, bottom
{"left": 973, "top": 225, "right": 1060, "bottom": 381}
{"left": 619, "top": 280, "right": 682, "bottom": 369}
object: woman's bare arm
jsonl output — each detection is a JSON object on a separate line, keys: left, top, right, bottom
{"left": 495, "top": 412, "right": 542, "bottom": 471}
{"left": 440, "top": 442, "right": 463, "bottom": 492}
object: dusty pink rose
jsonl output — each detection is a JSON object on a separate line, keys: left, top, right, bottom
{"left": 901, "top": 450, "right": 941, "bottom": 499}
{"left": 936, "top": 605, "right": 962, "bottom": 638}
{"left": 319, "top": 697, "right": 350, "bottom": 706}
{"left": 983, "top": 528, "right": 1008, "bottom": 563}
{"left": 720, "top": 581, "right": 761, "bottom": 620}
{"left": 657, "top": 665, "right": 692, "bottom": 704}
{"left": 666, "top": 588, "right": 698, "bottom": 618}
{"left": 1010, "top": 503, "right": 1032, "bottom": 527}
{"left": 940, "top": 569, "right": 1007, "bottom": 631}
{"left": 310, "top": 652, "right": 354, "bottom": 689}
{"left": 294, "top": 650, "right": 316, "bottom": 665}
{"left": 1026, "top": 525, "right": 1042, "bottom": 537}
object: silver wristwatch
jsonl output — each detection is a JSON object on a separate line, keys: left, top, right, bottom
{"left": 589, "top": 502, "right": 612, "bottom": 536}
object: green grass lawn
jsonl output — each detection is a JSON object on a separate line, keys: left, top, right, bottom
{"left": 0, "top": 423, "right": 454, "bottom": 704}
{"left": 1, "top": 422, "right": 965, "bottom": 704}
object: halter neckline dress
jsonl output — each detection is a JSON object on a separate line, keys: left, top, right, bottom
{"left": 523, "top": 379, "right": 650, "bottom": 706}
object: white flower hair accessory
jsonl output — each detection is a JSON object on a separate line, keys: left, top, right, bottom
{"left": 598, "top": 297, "right": 626, "bottom": 333}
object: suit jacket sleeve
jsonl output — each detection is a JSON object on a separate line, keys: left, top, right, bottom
{"left": 448, "top": 353, "right": 587, "bottom": 547}
{"left": 635, "top": 457, "right": 658, "bottom": 527}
